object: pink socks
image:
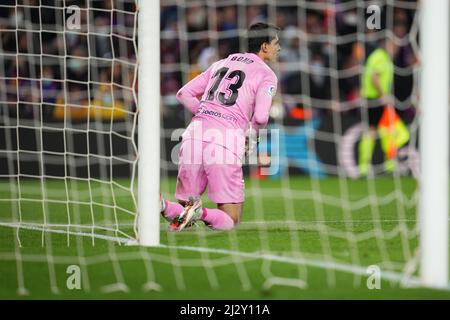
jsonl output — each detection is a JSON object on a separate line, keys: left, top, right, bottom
{"left": 201, "top": 208, "right": 235, "bottom": 230}
{"left": 161, "top": 200, "right": 184, "bottom": 221}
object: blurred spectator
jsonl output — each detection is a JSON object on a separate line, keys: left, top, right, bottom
{"left": 218, "top": 6, "right": 238, "bottom": 31}
{"left": 41, "top": 66, "right": 58, "bottom": 105}
{"left": 161, "top": 38, "right": 180, "bottom": 64}
{"left": 161, "top": 6, "right": 178, "bottom": 32}
{"left": 186, "top": 4, "right": 207, "bottom": 32}
{"left": 279, "top": 26, "right": 301, "bottom": 63}
{"left": 93, "top": 15, "right": 112, "bottom": 58}
{"left": 309, "top": 50, "right": 331, "bottom": 100}
{"left": 161, "top": 73, "right": 181, "bottom": 107}
{"left": 305, "top": 11, "right": 324, "bottom": 34}
{"left": 247, "top": 4, "right": 266, "bottom": 26}
{"left": 67, "top": 47, "right": 89, "bottom": 83}
{"left": 187, "top": 46, "right": 219, "bottom": 81}
{"left": 90, "top": 69, "right": 126, "bottom": 120}
{"left": 53, "top": 83, "right": 90, "bottom": 120}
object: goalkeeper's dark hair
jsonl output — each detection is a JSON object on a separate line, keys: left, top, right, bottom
{"left": 247, "top": 23, "right": 280, "bottom": 54}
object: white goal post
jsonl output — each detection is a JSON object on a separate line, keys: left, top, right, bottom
{"left": 138, "top": 0, "right": 160, "bottom": 246}
{"left": 419, "top": 0, "right": 449, "bottom": 288}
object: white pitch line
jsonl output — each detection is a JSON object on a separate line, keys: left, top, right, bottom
{"left": 0, "top": 218, "right": 422, "bottom": 229}
{"left": 160, "top": 243, "right": 431, "bottom": 288}
{"left": 2, "top": 221, "right": 448, "bottom": 290}
{"left": 0, "top": 222, "right": 133, "bottom": 243}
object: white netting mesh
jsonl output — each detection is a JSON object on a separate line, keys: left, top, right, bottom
{"left": 0, "top": 0, "right": 142, "bottom": 295}
{"left": 159, "top": 0, "right": 423, "bottom": 289}
{"left": 0, "top": 0, "right": 446, "bottom": 298}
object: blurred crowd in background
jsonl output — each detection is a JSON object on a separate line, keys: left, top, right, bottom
{"left": 0, "top": 0, "right": 418, "bottom": 126}
{"left": 160, "top": 0, "right": 419, "bottom": 128}
{"left": 0, "top": 0, "right": 137, "bottom": 121}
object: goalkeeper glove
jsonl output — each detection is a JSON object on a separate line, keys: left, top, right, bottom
{"left": 245, "top": 131, "right": 259, "bottom": 157}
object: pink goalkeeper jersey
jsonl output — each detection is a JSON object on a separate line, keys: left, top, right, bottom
{"left": 176, "top": 52, "right": 278, "bottom": 157}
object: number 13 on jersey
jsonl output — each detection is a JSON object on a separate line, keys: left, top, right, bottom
{"left": 206, "top": 67, "right": 246, "bottom": 106}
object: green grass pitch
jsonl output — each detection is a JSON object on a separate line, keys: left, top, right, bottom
{"left": 0, "top": 176, "right": 449, "bottom": 299}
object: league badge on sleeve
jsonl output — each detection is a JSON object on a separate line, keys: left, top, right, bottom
{"left": 268, "top": 86, "right": 276, "bottom": 97}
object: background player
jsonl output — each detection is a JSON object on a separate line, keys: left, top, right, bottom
{"left": 358, "top": 37, "right": 409, "bottom": 176}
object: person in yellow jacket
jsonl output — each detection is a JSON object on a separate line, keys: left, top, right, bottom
{"left": 90, "top": 68, "right": 126, "bottom": 120}
{"left": 359, "top": 37, "right": 410, "bottom": 176}
{"left": 53, "top": 84, "right": 90, "bottom": 120}
{"left": 53, "top": 71, "right": 126, "bottom": 121}
{"left": 90, "top": 82, "right": 126, "bottom": 120}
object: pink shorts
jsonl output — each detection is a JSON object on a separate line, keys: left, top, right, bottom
{"left": 175, "top": 139, "right": 244, "bottom": 204}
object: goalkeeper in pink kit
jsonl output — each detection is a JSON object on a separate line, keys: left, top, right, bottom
{"left": 160, "top": 23, "right": 280, "bottom": 231}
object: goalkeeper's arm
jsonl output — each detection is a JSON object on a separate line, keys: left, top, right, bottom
{"left": 247, "top": 79, "right": 276, "bottom": 156}
{"left": 176, "top": 66, "right": 213, "bottom": 114}
{"left": 251, "top": 76, "right": 277, "bottom": 135}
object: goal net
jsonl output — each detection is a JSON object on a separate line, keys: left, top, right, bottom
{"left": 0, "top": 0, "right": 140, "bottom": 295}
{"left": 0, "top": 0, "right": 447, "bottom": 297}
